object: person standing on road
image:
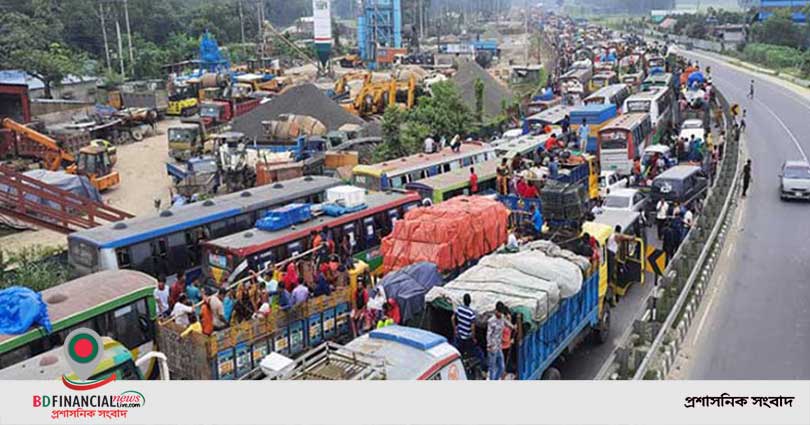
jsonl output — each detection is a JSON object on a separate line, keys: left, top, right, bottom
{"left": 748, "top": 80, "right": 755, "bottom": 100}
{"left": 656, "top": 199, "right": 669, "bottom": 240}
{"left": 742, "top": 159, "right": 753, "bottom": 197}
{"left": 662, "top": 222, "right": 680, "bottom": 264}
{"left": 487, "top": 301, "right": 514, "bottom": 380}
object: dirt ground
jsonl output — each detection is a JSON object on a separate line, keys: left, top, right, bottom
{"left": 0, "top": 119, "right": 179, "bottom": 252}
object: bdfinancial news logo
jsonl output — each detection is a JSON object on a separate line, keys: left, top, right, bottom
{"left": 31, "top": 328, "right": 146, "bottom": 421}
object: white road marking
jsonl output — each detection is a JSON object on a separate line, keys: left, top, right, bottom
{"left": 755, "top": 98, "right": 809, "bottom": 162}
{"left": 692, "top": 286, "right": 718, "bottom": 345}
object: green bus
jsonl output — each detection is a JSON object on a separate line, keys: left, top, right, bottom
{"left": 0, "top": 270, "right": 160, "bottom": 378}
{"left": 405, "top": 159, "right": 499, "bottom": 204}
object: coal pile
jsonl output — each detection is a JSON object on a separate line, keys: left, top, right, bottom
{"left": 452, "top": 58, "right": 513, "bottom": 119}
{"left": 231, "top": 83, "right": 365, "bottom": 142}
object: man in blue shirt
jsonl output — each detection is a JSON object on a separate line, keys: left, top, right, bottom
{"left": 549, "top": 156, "right": 559, "bottom": 179}
{"left": 578, "top": 118, "right": 590, "bottom": 151}
{"left": 185, "top": 277, "right": 202, "bottom": 306}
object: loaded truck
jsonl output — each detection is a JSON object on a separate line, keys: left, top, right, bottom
{"left": 423, "top": 240, "right": 609, "bottom": 380}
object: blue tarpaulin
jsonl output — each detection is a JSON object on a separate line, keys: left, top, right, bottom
{"left": 381, "top": 262, "right": 444, "bottom": 325}
{"left": 687, "top": 72, "right": 705, "bottom": 87}
{"left": 0, "top": 286, "right": 52, "bottom": 335}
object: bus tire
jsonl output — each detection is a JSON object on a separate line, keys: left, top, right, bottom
{"left": 595, "top": 307, "right": 611, "bottom": 345}
{"left": 542, "top": 367, "right": 561, "bottom": 380}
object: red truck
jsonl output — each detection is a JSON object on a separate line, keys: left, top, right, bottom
{"left": 199, "top": 98, "right": 261, "bottom": 127}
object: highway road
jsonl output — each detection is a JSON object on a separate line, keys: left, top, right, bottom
{"left": 675, "top": 50, "right": 810, "bottom": 379}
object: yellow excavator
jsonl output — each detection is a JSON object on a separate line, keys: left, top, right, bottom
{"left": 341, "top": 75, "right": 417, "bottom": 117}
{"left": 334, "top": 71, "right": 372, "bottom": 98}
{"left": 1, "top": 118, "right": 121, "bottom": 191}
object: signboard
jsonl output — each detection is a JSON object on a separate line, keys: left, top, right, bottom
{"left": 313, "top": 0, "right": 332, "bottom": 45}
{"left": 645, "top": 245, "right": 667, "bottom": 276}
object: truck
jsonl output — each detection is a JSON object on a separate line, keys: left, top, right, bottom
{"left": 424, "top": 241, "right": 608, "bottom": 380}
{"left": 165, "top": 156, "right": 221, "bottom": 198}
{"left": 167, "top": 119, "right": 211, "bottom": 161}
{"left": 245, "top": 326, "right": 467, "bottom": 380}
{"left": 117, "top": 79, "right": 169, "bottom": 116}
{"left": 199, "top": 97, "right": 261, "bottom": 127}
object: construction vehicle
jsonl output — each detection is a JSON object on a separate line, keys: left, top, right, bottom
{"left": 119, "top": 80, "right": 169, "bottom": 116}
{"left": 235, "top": 73, "right": 282, "bottom": 94}
{"left": 167, "top": 82, "right": 199, "bottom": 116}
{"left": 167, "top": 119, "right": 211, "bottom": 161}
{"left": 166, "top": 156, "right": 221, "bottom": 199}
{"left": 341, "top": 76, "right": 417, "bottom": 117}
{"left": 338, "top": 53, "right": 364, "bottom": 68}
{"left": 1, "top": 118, "right": 120, "bottom": 191}
{"left": 333, "top": 71, "right": 372, "bottom": 100}
{"left": 213, "top": 132, "right": 255, "bottom": 192}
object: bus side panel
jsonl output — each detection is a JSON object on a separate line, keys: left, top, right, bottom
{"left": 517, "top": 271, "right": 600, "bottom": 380}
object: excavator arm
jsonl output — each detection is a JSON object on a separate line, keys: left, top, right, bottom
{"left": 1, "top": 118, "right": 75, "bottom": 170}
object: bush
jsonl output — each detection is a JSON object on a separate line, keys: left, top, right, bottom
{"left": 0, "top": 245, "right": 72, "bottom": 292}
{"left": 741, "top": 43, "right": 805, "bottom": 71}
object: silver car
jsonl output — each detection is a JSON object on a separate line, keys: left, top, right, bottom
{"left": 779, "top": 160, "right": 810, "bottom": 200}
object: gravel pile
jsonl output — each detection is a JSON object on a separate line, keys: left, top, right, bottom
{"left": 452, "top": 58, "right": 513, "bottom": 119}
{"left": 232, "top": 83, "right": 365, "bottom": 142}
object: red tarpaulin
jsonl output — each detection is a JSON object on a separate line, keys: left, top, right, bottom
{"left": 381, "top": 196, "right": 509, "bottom": 273}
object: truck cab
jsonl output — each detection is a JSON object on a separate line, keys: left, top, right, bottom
{"left": 167, "top": 121, "right": 207, "bottom": 161}
{"left": 255, "top": 326, "right": 467, "bottom": 381}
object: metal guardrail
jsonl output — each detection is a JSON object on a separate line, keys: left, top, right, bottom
{"left": 631, "top": 89, "right": 741, "bottom": 380}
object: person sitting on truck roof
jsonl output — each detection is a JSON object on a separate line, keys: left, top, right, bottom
{"left": 531, "top": 204, "right": 544, "bottom": 238}
{"left": 211, "top": 288, "right": 227, "bottom": 330}
{"left": 200, "top": 291, "right": 215, "bottom": 336}
{"left": 283, "top": 262, "right": 299, "bottom": 292}
{"left": 171, "top": 294, "right": 194, "bottom": 328}
{"left": 291, "top": 281, "right": 310, "bottom": 306}
{"left": 376, "top": 303, "right": 395, "bottom": 329}
{"left": 496, "top": 158, "right": 510, "bottom": 195}
{"left": 168, "top": 274, "right": 186, "bottom": 312}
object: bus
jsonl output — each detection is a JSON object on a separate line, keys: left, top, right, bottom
{"left": 68, "top": 176, "right": 342, "bottom": 280}
{"left": 621, "top": 87, "right": 672, "bottom": 144}
{"left": 491, "top": 134, "right": 549, "bottom": 159}
{"left": 526, "top": 104, "right": 573, "bottom": 131}
{"left": 406, "top": 159, "right": 499, "bottom": 204}
{"left": 0, "top": 270, "right": 160, "bottom": 377}
{"left": 641, "top": 73, "right": 673, "bottom": 92}
{"left": 203, "top": 190, "right": 422, "bottom": 282}
{"left": 597, "top": 113, "right": 653, "bottom": 175}
{"left": 0, "top": 337, "right": 169, "bottom": 381}
{"left": 584, "top": 84, "right": 632, "bottom": 111}
{"left": 588, "top": 71, "right": 618, "bottom": 92}
{"left": 351, "top": 143, "right": 495, "bottom": 192}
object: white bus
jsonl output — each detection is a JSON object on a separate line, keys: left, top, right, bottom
{"left": 622, "top": 87, "right": 673, "bottom": 145}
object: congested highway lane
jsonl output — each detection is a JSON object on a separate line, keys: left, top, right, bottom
{"left": 676, "top": 49, "right": 810, "bottom": 379}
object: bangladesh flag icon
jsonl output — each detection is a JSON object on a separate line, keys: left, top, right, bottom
{"left": 62, "top": 328, "right": 104, "bottom": 381}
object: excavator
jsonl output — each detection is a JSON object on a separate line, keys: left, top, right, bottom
{"left": 341, "top": 75, "right": 417, "bottom": 117}
{"left": 334, "top": 71, "right": 371, "bottom": 99}
{"left": 1, "top": 118, "right": 120, "bottom": 191}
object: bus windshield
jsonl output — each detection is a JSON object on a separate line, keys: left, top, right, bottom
{"left": 625, "top": 100, "right": 650, "bottom": 113}
{"left": 601, "top": 130, "right": 629, "bottom": 150}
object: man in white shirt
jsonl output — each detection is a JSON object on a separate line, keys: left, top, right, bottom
{"left": 656, "top": 199, "right": 669, "bottom": 240}
{"left": 424, "top": 136, "right": 435, "bottom": 153}
{"left": 683, "top": 207, "right": 694, "bottom": 229}
{"left": 171, "top": 295, "right": 194, "bottom": 327}
{"left": 153, "top": 280, "right": 170, "bottom": 317}
{"left": 506, "top": 231, "right": 519, "bottom": 252}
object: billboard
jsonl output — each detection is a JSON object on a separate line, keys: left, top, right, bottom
{"left": 313, "top": 0, "right": 332, "bottom": 45}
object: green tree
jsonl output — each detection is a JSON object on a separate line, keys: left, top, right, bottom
{"left": 752, "top": 9, "right": 803, "bottom": 49}
{"left": 407, "top": 81, "right": 472, "bottom": 140}
{"left": 0, "top": 12, "right": 88, "bottom": 98}
{"left": 0, "top": 246, "right": 72, "bottom": 292}
{"left": 376, "top": 106, "right": 408, "bottom": 162}
{"left": 474, "top": 78, "right": 485, "bottom": 124}
{"left": 131, "top": 36, "right": 170, "bottom": 79}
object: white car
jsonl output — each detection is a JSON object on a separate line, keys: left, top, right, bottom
{"left": 678, "top": 119, "right": 705, "bottom": 149}
{"left": 603, "top": 188, "right": 647, "bottom": 213}
{"left": 779, "top": 160, "right": 810, "bottom": 200}
{"left": 599, "top": 170, "right": 628, "bottom": 197}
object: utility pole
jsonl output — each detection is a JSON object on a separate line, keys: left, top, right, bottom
{"left": 418, "top": 0, "right": 424, "bottom": 41}
{"left": 238, "top": 0, "right": 246, "bottom": 44}
{"left": 123, "top": 0, "right": 134, "bottom": 70}
{"left": 257, "top": 0, "right": 264, "bottom": 56}
{"left": 116, "top": 19, "right": 125, "bottom": 78}
{"left": 98, "top": 1, "right": 112, "bottom": 74}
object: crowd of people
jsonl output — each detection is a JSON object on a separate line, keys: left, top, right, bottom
{"left": 154, "top": 227, "right": 374, "bottom": 337}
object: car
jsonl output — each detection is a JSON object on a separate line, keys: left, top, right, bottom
{"left": 603, "top": 188, "right": 647, "bottom": 213}
{"left": 678, "top": 119, "right": 705, "bottom": 149}
{"left": 779, "top": 160, "right": 810, "bottom": 200}
{"left": 599, "top": 170, "right": 628, "bottom": 196}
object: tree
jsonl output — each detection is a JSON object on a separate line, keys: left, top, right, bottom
{"left": 474, "top": 78, "right": 485, "bottom": 124}
{"left": 407, "top": 81, "right": 472, "bottom": 140}
{"left": 752, "top": 9, "right": 803, "bottom": 49}
{"left": 376, "top": 106, "right": 409, "bottom": 162}
{"left": 0, "top": 12, "right": 87, "bottom": 98}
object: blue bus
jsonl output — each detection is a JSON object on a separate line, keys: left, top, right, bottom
{"left": 67, "top": 176, "right": 342, "bottom": 279}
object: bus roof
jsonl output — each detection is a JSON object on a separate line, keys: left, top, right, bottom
{"left": 494, "top": 134, "right": 550, "bottom": 158}
{"left": 69, "top": 176, "right": 342, "bottom": 248}
{"left": 352, "top": 142, "right": 492, "bottom": 177}
{"left": 0, "top": 270, "right": 155, "bottom": 346}
{"left": 585, "top": 84, "right": 628, "bottom": 101}
{"left": 206, "top": 190, "right": 421, "bottom": 256}
{"left": 592, "top": 210, "right": 641, "bottom": 233}
{"left": 645, "top": 73, "right": 671, "bottom": 82}
{"left": 600, "top": 113, "right": 650, "bottom": 132}
{"left": 406, "top": 159, "right": 499, "bottom": 192}
{"left": 527, "top": 105, "right": 573, "bottom": 125}
{"left": 626, "top": 88, "right": 667, "bottom": 100}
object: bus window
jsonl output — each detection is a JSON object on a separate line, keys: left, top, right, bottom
{"left": 343, "top": 223, "right": 357, "bottom": 251}
{"left": 69, "top": 239, "right": 97, "bottom": 269}
{"left": 167, "top": 232, "right": 188, "bottom": 272}
{"left": 185, "top": 229, "right": 203, "bottom": 264}
{"left": 395, "top": 175, "right": 407, "bottom": 188}
{"left": 442, "top": 163, "right": 451, "bottom": 173}
{"left": 420, "top": 169, "right": 429, "bottom": 179}
{"left": 363, "top": 217, "right": 377, "bottom": 245}
{"left": 116, "top": 248, "right": 132, "bottom": 269}
{"left": 404, "top": 202, "right": 418, "bottom": 213}
{"left": 287, "top": 241, "right": 303, "bottom": 257}
{"left": 208, "top": 220, "right": 230, "bottom": 239}
{"left": 90, "top": 359, "right": 141, "bottom": 381}
{"left": 130, "top": 242, "right": 153, "bottom": 274}
{"left": 233, "top": 213, "right": 252, "bottom": 232}
{"left": 388, "top": 209, "right": 400, "bottom": 228}
{"left": 96, "top": 298, "right": 152, "bottom": 351}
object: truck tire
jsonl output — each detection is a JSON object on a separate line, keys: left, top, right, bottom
{"left": 541, "top": 367, "right": 561, "bottom": 380}
{"left": 130, "top": 128, "right": 144, "bottom": 142}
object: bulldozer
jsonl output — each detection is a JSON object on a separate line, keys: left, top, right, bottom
{"left": 1, "top": 118, "right": 120, "bottom": 191}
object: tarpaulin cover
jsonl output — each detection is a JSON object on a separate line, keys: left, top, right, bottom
{"left": 687, "top": 72, "right": 705, "bottom": 87}
{"left": 381, "top": 196, "right": 509, "bottom": 273}
{"left": 380, "top": 262, "right": 444, "bottom": 324}
{"left": 0, "top": 286, "right": 52, "bottom": 335}
{"left": 425, "top": 245, "right": 587, "bottom": 326}
{"left": 0, "top": 170, "right": 101, "bottom": 216}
